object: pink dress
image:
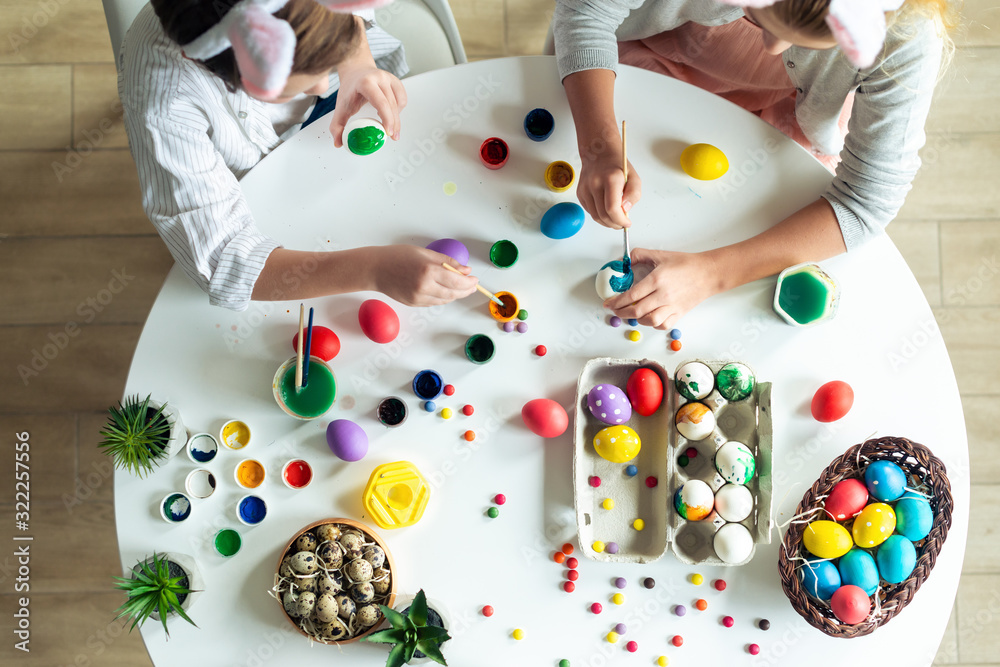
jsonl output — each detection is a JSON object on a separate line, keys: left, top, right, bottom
{"left": 618, "top": 18, "right": 851, "bottom": 172}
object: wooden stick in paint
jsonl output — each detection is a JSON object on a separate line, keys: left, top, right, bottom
{"left": 441, "top": 263, "right": 505, "bottom": 307}
{"left": 295, "top": 304, "right": 304, "bottom": 389}
{"left": 302, "top": 307, "right": 314, "bottom": 388}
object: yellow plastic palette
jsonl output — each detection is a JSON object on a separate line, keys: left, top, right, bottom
{"left": 363, "top": 461, "right": 430, "bottom": 530}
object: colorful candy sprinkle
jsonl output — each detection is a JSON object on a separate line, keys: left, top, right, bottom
{"left": 628, "top": 319, "right": 639, "bottom": 326}
{"left": 670, "top": 340, "right": 682, "bottom": 351}
{"left": 749, "top": 644, "right": 760, "bottom": 655}
{"left": 625, "top": 464, "right": 638, "bottom": 477}
{"left": 559, "top": 661, "right": 570, "bottom": 667}
{"left": 566, "top": 557, "right": 578, "bottom": 569}
{"left": 424, "top": 401, "right": 436, "bottom": 412}
{"left": 602, "top": 498, "right": 615, "bottom": 510}
{"left": 610, "top": 316, "right": 622, "bottom": 327}
{"left": 606, "top": 631, "right": 619, "bottom": 644}
{"left": 628, "top": 330, "right": 641, "bottom": 342}
{"left": 443, "top": 384, "right": 456, "bottom": 396}
{"left": 645, "top": 476, "right": 658, "bottom": 488}
{"left": 758, "top": 619, "right": 770, "bottom": 631}
{"left": 678, "top": 455, "right": 690, "bottom": 467}
{"left": 503, "top": 321, "right": 515, "bottom": 332}
{"left": 593, "top": 541, "right": 605, "bottom": 553}
{"left": 657, "top": 657, "right": 668, "bottom": 666}
{"left": 535, "top": 345, "right": 547, "bottom": 356}
{"left": 562, "top": 543, "right": 575, "bottom": 555}
{"left": 464, "top": 430, "right": 476, "bottom": 441}
{"left": 685, "top": 447, "right": 698, "bottom": 458}
{"left": 482, "top": 605, "right": 494, "bottom": 617}
{"left": 462, "top": 404, "right": 474, "bottom": 416}
{"left": 487, "top": 507, "right": 499, "bottom": 518}
{"left": 695, "top": 599, "right": 708, "bottom": 611}
{"left": 670, "top": 329, "right": 682, "bottom": 340}
{"left": 615, "top": 623, "right": 627, "bottom": 634}
{"left": 714, "top": 579, "right": 727, "bottom": 591}
{"left": 589, "top": 476, "right": 601, "bottom": 488}
{"left": 563, "top": 581, "right": 575, "bottom": 593}
{"left": 675, "top": 605, "right": 687, "bottom": 616}
{"left": 612, "top": 593, "right": 625, "bottom": 605}
{"left": 516, "top": 322, "right": 528, "bottom": 333}
{"left": 672, "top": 635, "right": 684, "bottom": 647}
{"left": 512, "top": 629, "right": 524, "bottom": 640}
{"left": 633, "top": 519, "right": 645, "bottom": 531}
{"left": 643, "top": 577, "right": 655, "bottom": 589}
{"left": 723, "top": 616, "right": 734, "bottom": 627}
{"left": 591, "top": 602, "right": 603, "bottom": 614}
{"left": 441, "top": 408, "right": 453, "bottom": 419}
{"left": 606, "top": 542, "right": 620, "bottom": 554}
{"left": 614, "top": 577, "right": 627, "bottom": 589}
{"left": 517, "top": 309, "right": 528, "bottom": 320}
{"left": 554, "top": 552, "right": 565, "bottom": 564}
{"left": 494, "top": 493, "right": 506, "bottom": 505}
{"left": 691, "top": 573, "right": 704, "bottom": 585}
{"left": 626, "top": 641, "right": 638, "bottom": 653}
{"left": 567, "top": 569, "right": 579, "bottom": 581}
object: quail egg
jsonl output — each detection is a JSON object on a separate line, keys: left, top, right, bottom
{"left": 279, "top": 556, "right": 295, "bottom": 578}
{"left": 335, "top": 594, "right": 356, "bottom": 619}
{"left": 317, "top": 618, "right": 349, "bottom": 641}
{"left": 315, "top": 524, "right": 342, "bottom": 543}
{"left": 317, "top": 542, "right": 343, "bottom": 568}
{"left": 282, "top": 589, "right": 300, "bottom": 617}
{"left": 351, "top": 582, "right": 376, "bottom": 604}
{"left": 295, "top": 591, "right": 316, "bottom": 618}
{"left": 295, "top": 532, "right": 318, "bottom": 552}
{"left": 289, "top": 551, "right": 318, "bottom": 575}
{"left": 363, "top": 545, "right": 386, "bottom": 569}
{"left": 345, "top": 558, "right": 374, "bottom": 583}
{"left": 340, "top": 533, "right": 365, "bottom": 560}
{"left": 314, "top": 592, "right": 339, "bottom": 623}
{"left": 297, "top": 576, "right": 317, "bottom": 594}
{"left": 372, "top": 568, "right": 391, "bottom": 594}
{"left": 356, "top": 604, "right": 382, "bottom": 628}
{"left": 317, "top": 570, "right": 343, "bottom": 596}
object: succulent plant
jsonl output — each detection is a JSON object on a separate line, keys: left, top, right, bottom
{"left": 98, "top": 394, "right": 171, "bottom": 477}
{"left": 112, "top": 553, "right": 197, "bottom": 638}
{"left": 363, "top": 590, "right": 450, "bottom": 666}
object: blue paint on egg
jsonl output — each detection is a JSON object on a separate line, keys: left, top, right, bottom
{"left": 799, "top": 557, "right": 841, "bottom": 600}
{"left": 895, "top": 493, "right": 933, "bottom": 541}
{"left": 838, "top": 548, "right": 880, "bottom": 596}
{"left": 877, "top": 535, "right": 917, "bottom": 584}
{"left": 864, "top": 460, "right": 907, "bottom": 502}
{"left": 540, "top": 202, "right": 585, "bottom": 239}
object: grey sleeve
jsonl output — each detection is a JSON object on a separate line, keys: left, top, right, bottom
{"left": 553, "top": 0, "right": 646, "bottom": 80}
{"left": 823, "top": 24, "right": 943, "bottom": 251}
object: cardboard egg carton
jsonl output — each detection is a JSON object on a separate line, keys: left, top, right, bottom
{"left": 573, "top": 358, "right": 773, "bottom": 565}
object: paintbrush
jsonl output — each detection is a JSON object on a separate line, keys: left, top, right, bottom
{"left": 441, "top": 263, "right": 505, "bottom": 307}
{"left": 302, "top": 307, "right": 314, "bottom": 388}
{"left": 622, "top": 120, "right": 631, "bottom": 274}
{"left": 295, "top": 304, "right": 304, "bottom": 390}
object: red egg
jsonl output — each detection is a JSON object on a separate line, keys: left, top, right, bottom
{"left": 626, "top": 368, "right": 664, "bottom": 417}
{"left": 830, "top": 585, "right": 871, "bottom": 625}
{"left": 824, "top": 478, "right": 869, "bottom": 521}
{"left": 358, "top": 299, "right": 400, "bottom": 344}
{"left": 292, "top": 325, "right": 341, "bottom": 361}
{"left": 521, "top": 399, "right": 569, "bottom": 438}
{"left": 811, "top": 380, "right": 854, "bottom": 422}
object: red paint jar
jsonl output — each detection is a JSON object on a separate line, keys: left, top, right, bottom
{"left": 282, "top": 459, "right": 313, "bottom": 489}
{"left": 480, "top": 137, "right": 509, "bottom": 169}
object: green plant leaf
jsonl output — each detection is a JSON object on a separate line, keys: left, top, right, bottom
{"left": 403, "top": 641, "right": 416, "bottom": 663}
{"left": 408, "top": 590, "right": 428, "bottom": 626}
{"left": 98, "top": 394, "right": 171, "bottom": 478}
{"left": 364, "top": 628, "right": 406, "bottom": 645}
{"left": 416, "top": 625, "right": 451, "bottom": 643}
{"left": 415, "top": 639, "right": 448, "bottom": 665}
{"left": 380, "top": 605, "right": 409, "bottom": 631}
{"left": 385, "top": 643, "right": 407, "bottom": 667}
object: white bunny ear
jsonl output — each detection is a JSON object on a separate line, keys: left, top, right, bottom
{"left": 230, "top": 5, "right": 296, "bottom": 100}
{"left": 313, "top": 0, "right": 395, "bottom": 11}
{"left": 714, "top": 0, "right": 783, "bottom": 7}
{"left": 826, "top": 0, "right": 905, "bottom": 68}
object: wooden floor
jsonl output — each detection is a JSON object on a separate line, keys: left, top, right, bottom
{"left": 0, "top": 0, "right": 996, "bottom": 664}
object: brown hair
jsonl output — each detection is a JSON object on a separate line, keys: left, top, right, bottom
{"left": 152, "top": 0, "right": 361, "bottom": 91}
{"left": 767, "top": 0, "right": 835, "bottom": 40}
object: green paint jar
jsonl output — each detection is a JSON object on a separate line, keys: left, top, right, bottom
{"left": 490, "top": 240, "right": 518, "bottom": 268}
{"left": 214, "top": 528, "right": 242, "bottom": 557}
{"left": 465, "top": 334, "right": 496, "bottom": 364}
{"left": 773, "top": 263, "right": 840, "bottom": 327}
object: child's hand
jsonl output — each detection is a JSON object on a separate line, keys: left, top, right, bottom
{"left": 602, "top": 248, "right": 721, "bottom": 330}
{"left": 370, "top": 246, "right": 479, "bottom": 307}
{"left": 577, "top": 150, "right": 642, "bottom": 230}
{"left": 329, "top": 58, "right": 407, "bottom": 148}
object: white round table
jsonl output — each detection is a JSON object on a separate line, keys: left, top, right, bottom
{"left": 119, "top": 56, "right": 969, "bottom": 666}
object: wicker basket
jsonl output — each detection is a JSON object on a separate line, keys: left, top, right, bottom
{"left": 778, "top": 436, "right": 953, "bottom": 638}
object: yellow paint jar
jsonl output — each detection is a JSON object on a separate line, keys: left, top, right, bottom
{"left": 544, "top": 160, "right": 576, "bottom": 192}
{"left": 488, "top": 291, "right": 519, "bottom": 323}
{"left": 220, "top": 419, "right": 251, "bottom": 449}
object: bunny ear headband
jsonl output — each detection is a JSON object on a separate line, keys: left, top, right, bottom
{"left": 717, "top": 0, "right": 906, "bottom": 69}
{"left": 182, "top": 0, "right": 393, "bottom": 100}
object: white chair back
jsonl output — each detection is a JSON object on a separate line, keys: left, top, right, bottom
{"left": 102, "top": 0, "right": 148, "bottom": 68}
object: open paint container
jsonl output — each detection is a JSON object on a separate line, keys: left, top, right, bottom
{"left": 524, "top": 108, "right": 555, "bottom": 142}
{"left": 773, "top": 262, "right": 840, "bottom": 327}
{"left": 465, "top": 334, "right": 495, "bottom": 364}
{"left": 479, "top": 137, "right": 509, "bottom": 169}
{"left": 412, "top": 370, "right": 444, "bottom": 401}
{"left": 159, "top": 492, "right": 192, "bottom": 524}
{"left": 489, "top": 291, "right": 519, "bottom": 323}
{"left": 363, "top": 461, "right": 431, "bottom": 529}
{"left": 489, "top": 240, "right": 518, "bottom": 268}
{"left": 282, "top": 459, "right": 313, "bottom": 489}
{"left": 219, "top": 420, "right": 251, "bottom": 450}
{"left": 237, "top": 495, "right": 267, "bottom": 526}
{"left": 214, "top": 528, "right": 242, "bottom": 557}
{"left": 545, "top": 160, "right": 576, "bottom": 192}
{"left": 186, "top": 432, "right": 219, "bottom": 462}
{"left": 272, "top": 356, "right": 337, "bottom": 420}
{"left": 185, "top": 469, "right": 217, "bottom": 500}
{"left": 235, "top": 458, "right": 266, "bottom": 489}
{"left": 377, "top": 396, "right": 408, "bottom": 427}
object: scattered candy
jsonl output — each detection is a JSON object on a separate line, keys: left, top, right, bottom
{"left": 593, "top": 541, "right": 605, "bottom": 553}
{"left": 758, "top": 619, "right": 770, "bottom": 631}
{"left": 591, "top": 602, "right": 603, "bottom": 614}
{"left": 626, "top": 641, "right": 638, "bottom": 653}
{"left": 628, "top": 318, "right": 639, "bottom": 326}
{"left": 645, "top": 476, "right": 658, "bottom": 488}
{"left": 695, "top": 599, "right": 708, "bottom": 611}
{"left": 512, "top": 629, "right": 524, "bottom": 640}
{"left": 672, "top": 635, "right": 684, "bottom": 647}
{"left": 643, "top": 577, "right": 655, "bottom": 589}
{"left": 748, "top": 644, "right": 760, "bottom": 655}
{"left": 610, "top": 316, "right": 622, "bottom": 327}
{"left": 441, "top": 408, "right": 453, "bottom": 419}
{"left": 602, "top": 498, "right": 615, "bottom": 510}
{"left": 657, "top": 657, "right": 668, "bottom": 666}
{"left": 462, "top": 404, "right": 475, "bottom": 416}
{"left": 628, "top": 330, "right": 641, "bottom": 342}
{"left": 443, "top": 384, "right": 456, "bottom": 396}
{"left": 567, "top": 569, "right": 579, "bottom": 581}
{"left": 612, "top": 593, "right": 625, "bottom": 605}
{"left": 535, "top": 345, "right": 547, "bottom": 356}
{"left": 494, "top": 493, "right": 506, "bottom": 505}
{"left": 518, "top": 309, "right": 528, "bottom": 320}
{"left": 670, "top": 340, "right": 682, "bottom": 352}
{"left": 560, "top": 661, "right": 570, "bottom": 667}
{"left": 554, "top": 552, "right": 565, "bottom": 564}
{"left": 606, "top": 542, "right": 620, "bottom": 554}
{"left": 714, "top": 579, "right": 727, "bottom": 591}
{"left": 606, "top": 631, "right": 619, "bottom": 644}
{"left": 678, "top": 455, "right": 690, "bottom": 467}
{"left": 685, "top": 447, "right": 698, "bottom": 458}
{"left": 563, "top": 581, "right": 576, "bottom": 593}
{"left": 723, "top": 616, "right": 734, "bottom": 627}
{"left": 633, "top": 519, "right": 645, "bottom": 531}
{"left": 691, "top": 573, "right": 704, "bottom": 586}
{"left": 670, "top": 329, "right": 682, "bottom": 340}
{"left": 614, "top": 577, "right": 627, "bottom": 589}
{"left": 615, "top": 623, "right": 627, "bottom": 634}
{"left": 503, "top": 321, "right": 515, "bottom": 332}
{"left": 675, "top": 605, "right": 687, "bottom": 617}
{"left": 566, "top": 557, "right": 578, "bottom": 569}
{"left": 625, "top": 464, "right": 638, "bottom": 477}
{"left": 487, "top": 507, "right": 499, "bottom": 518}
{"left": 464, "top": 430, "right": 476, "bottom": 441}
{"left": 589, "top": 476, "right": 602, "bottom": 488}
{"left": 424, "top": 401, "right": 436, "bottom": 412}
{"left": 482, "top": 605, "right": 494, "bottom": 617}
{"left": 562, "top": 543, "right": 575, "bottom": 555}
{"left": 516, "top": 322, "right": 528, "bottom": 334}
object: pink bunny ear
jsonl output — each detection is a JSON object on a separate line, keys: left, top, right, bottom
{"left": 229, "top": 5, "right": 296, "bottom": 100}
{"left": 714, "top": 0, "right": 781, "bottom": 7}
{"left": 314, "top": 0, "right": 396, "bottom": 11}
{"left": 826, "top": 0, "right": 904, "bottom": 68}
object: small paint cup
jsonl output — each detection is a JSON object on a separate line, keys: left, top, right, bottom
{"left": 214, "top": 528, "right": 242, "bottom": 557}
{"left": 480, "top": 137, "right": 509, "bottom": 169}
{"left": 282, "top": 459, "right": 313, "bottom": 490}
{"left": 237, "top": 494, "right": 268, "bottom": 526}
{"left": 272, "top": 356, "right": 337, "bottom": 420}
{"left": 235, "top": 458, "right": 266, "bottom": 489}
{"left": 489, "top": 240, "right": 519, "bottom": 268}
{"left": 159, "top": 492, "right": 192, "bottom": 524}
{"left": 465, "top": 334, "right": 496, "bottom": 364}
{"left": 773, "top": 262, "right": 841, "bottom": 327}
{"left": 377, "top": 396, "right": 408, "bottom": 427}
{"left": 185, "top": 469, "right": 217, "bottom": 500}
{"left": 544, "top": 160, "right": 576, "bottom": 192}
{"left": 524, "top": 108, "right": 554, "bottom": 142}
{"left": 412, "top": 370, "right": 444, "bottom": 401}
{"left": 219, "top": 420, "right": 251, "bottom": 450}
{"left": 186, "top": 432, "right": 219, "bottom": 463}
{"left": 489, "top": 291, "right": 520, "bottom": 323}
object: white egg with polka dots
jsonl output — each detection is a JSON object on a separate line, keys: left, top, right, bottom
{"left": 587, "top": 384, "right": 633, "bottom": 426}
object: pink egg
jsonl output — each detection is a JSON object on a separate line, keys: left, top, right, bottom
{"left": 292, "top": 325, "right": 340, "bottom": 361}
{"left": 521, "top": 399, "right": 569, "bottom": 438}
{"left": 359, "top": 299, "right": 400, "bottom": 344}
{"left": 824, "top": 478, "right": 869, "bottom": 521}
{"left": 830, "top": 585, "right": 871, "bottom": 625}
{"left": 326, "top": 419, "right": 369, "bottom": 462}
{"left": 425, "top": 238, "right": 470, "bottom": 265}
{"left": 587, "top": 384, "right": 632, "bottom": 425}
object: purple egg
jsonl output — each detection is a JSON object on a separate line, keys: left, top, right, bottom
{"left": 426, "top": 238, "right": 470, "bottom": 265}
{"left": 326, "top": 419, "right": 369, "bottom": 462}
{"left": 587, "top": 384, "right": 632, "bottom": 426}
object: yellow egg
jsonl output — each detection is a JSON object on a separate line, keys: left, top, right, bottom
{"left": 803, "top": 520, "right": 853, "bottom": 559}
{"left": 680, "top": 143, "right": 729, "bottom": 180}
{"left": 593, "top": 425, "right": 641, "bottom": 463}
{"left": 852, "top": 502, "right": 896, "bottom": 548}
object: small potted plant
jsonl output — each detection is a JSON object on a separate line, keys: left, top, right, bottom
{"left": 364, "top": 589, "right": 450, "bottom": 666}
{"left": 113, "top": 552, "right": 202, "bottom": 638}
{"left": 98, "top": 394, "right": 186, "bottom": 477}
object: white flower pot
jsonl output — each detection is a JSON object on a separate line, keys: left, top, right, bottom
{"left": 148, "top": 399, "right": 186, "bottom": 464}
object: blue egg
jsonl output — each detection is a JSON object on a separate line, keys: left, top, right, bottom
{"left": 799, "top": 557, "right": 841, "bottom": 600}
{"left": 838, "top": 548, "right": 879, "bottom": 596}
{"left": 864, "top": 461, "right": 907, "bottom": 502}
{"left": 877, "top": 535, "right": 917, "bottom": 584}
{"left": 540, "top": 202, "right": 585, "bottom": 239}
{"left": 895, "top": 494, "right": 933, "bottom": 541}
